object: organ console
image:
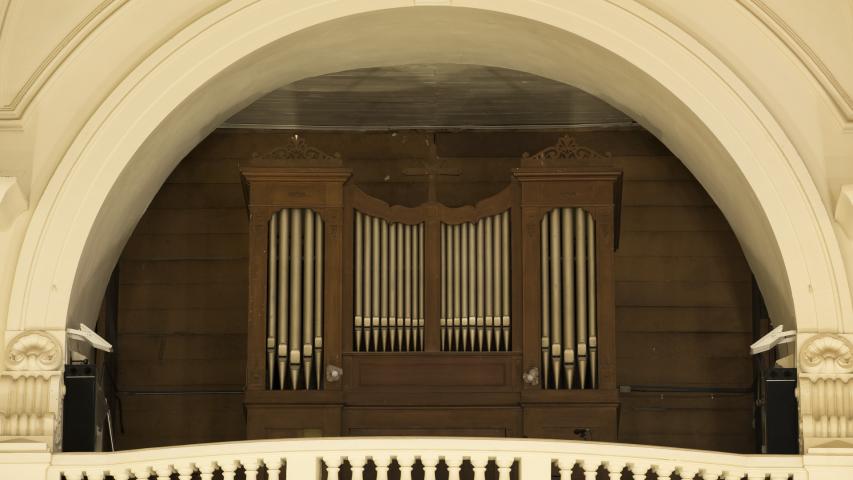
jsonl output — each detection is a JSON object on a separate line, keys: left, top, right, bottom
{"left": 241, "top": 135, "right": 622, "bottom": 440}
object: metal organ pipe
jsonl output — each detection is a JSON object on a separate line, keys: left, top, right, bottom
{"left": 352, "top": 213, "right": 423, "bottom": 353}
{"left": 354, "top": 211, "right": 363, "bottom": 351}
{"left": 364, "top": 215, "right": 373, "bottom": 351}
{"left": 574, "top": 208, "right": 587, "bottom": 389}
{"left": 439, "top": 212, "right": 511, "bottom": 352}
{"left": 476, "top": 220, "right": 485, "bottom": 351}
{"left": 493, "top": 214, "right": 502, "bottom": 351}
{"left": 586, "top": 212, "right": 597, "bottom": 388}
{"left": 460, "top": 223, "right": 469, "bottom": 351}
{"left": 467, "top": 223, "right": 477, "bottom": 350}
{"left": 484, "top": 216, "right": 494, "bottom": 352}
{"left": 372, "top": 216, "right": 380, "bottom": 352}
{"left": 540, "top": 217, "right": 550, "bottom": 388}
{"left": 501, "top": 211, "right": 510, "bottom": 350}
{"left": 389, "top": 223, "right": 397, "bottom": 351}
{"left": 540, "top": 207, "right": 598, "bottom": 390}
{"left": 277, "top": 209, "right": 290, "bottom": 389}
{"left": 380, "top": 220, "right": 389, "bottom": 351}
{"left": 314, "top": 213, "right": 324, "bottom": 389}
{"left": 404, "top": 223, "right": 412, "bottom": 350}
{"left": 288, "top": 210, "right": 303, "bottom": 390}
{"left": 549, "top": 209, "right": 562, "bottom": 389}
{"left": 266, "top": 208, "right": 325, "bottom": 390}
{"left": 303, "top": 210, "right": 314, "bottom": 388}
{"left": 441, "top": 225, "right": 447, "bottom": 350}
{"left": 561, "top": 208, "right": 575, "bottom": 390}
{"left": 417, "top": 224, "right": 424, "bottom": 350}
{"left": 453, "top": 224, "right": 461, "bottom": 350}
{"left": 267, "top": 212, "right": 278, "bottom": 389}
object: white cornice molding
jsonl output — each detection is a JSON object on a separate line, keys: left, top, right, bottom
{"left": 736, "top": 0, "right": 853, "bottom": 129}
{"left": 0, "top": 0, "right": 128, "bottom": 122}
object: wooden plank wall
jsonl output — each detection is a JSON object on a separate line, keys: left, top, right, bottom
{"left": 114, "top": 129, "right": 755, "bottom": 452}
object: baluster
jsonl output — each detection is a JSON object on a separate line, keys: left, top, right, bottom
{"left": 177, "top": 464, "right": 196, "bottom": 480}
{"left": 62, "top": 471, "right": 84, "bottom": 480}
{"left": 85, "top": 470, "right": 105, "bottom": 480}
{"left": 700, "top": 470, "right": 721, "bottom": 480}
{"left": 111, "top": 469, "right": 132, "bottom": 480}
{"left": 422, "top": 455, "right": 439, "bottom": 480}
{"left": 471, "top": 456, "right": 489, "bottom": 480}
{"left": 398, "top": 455, "right": 416, "bottom": 480}
{"left": 556, "top": 458, "right": 573, "bottom": 480}
{"left": 262, "top": 457, "right": 283, "bottom": 480}
{"left": 219, "top": 459, "right": 240, "bottom": 480}
{"left": 374, "top": 455, "right": 392, "bottom": 480}
{"left": 606, "top": 462, "right": 626, "bottom": 480}
{"left": 654, "top": 464, "right": 675, "bottom": 480}
{"left": 324, "top": 456, "right": 344, "bottom": 480}
{"left": 768, "top": 473, "right": 790, "bottom": 480}
{"left": 152, "top": 464, "right": 173, "bottom": 480}
{"left": 198, "top": 462, "right": 218, "bottom": 480}
{"left": 349, "top": 456, "right": 367, "bottom": 480}
{"left": 496, "top": 457, "right": 514, "bottom": 480}
{"left": 446, "top": 456, "right": 464, "bottom": 480}
{"left": 678, "top": 467, "right": 699, "bottom": 480}
{"left": 581, "top": 460, "right": 602, "bottom": 480}
{"left": 722, "top": 472, "right": 743, "bottom": 480}
{"left": 630, "top": 463, "right": 651, "bottom": 480}
{"left": 243, "top": 459, "right": 260, "bottom": 480}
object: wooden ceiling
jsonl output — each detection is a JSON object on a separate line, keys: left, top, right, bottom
{"left": 223, "top": 64, "right": 635, "bottom": 130}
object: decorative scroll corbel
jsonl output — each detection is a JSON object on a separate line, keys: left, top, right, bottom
{"left": 798, "top": 333, "right": 853, "bottom": 450}
{"left": 0, "top": 330, "right": 65, "bottom": 450}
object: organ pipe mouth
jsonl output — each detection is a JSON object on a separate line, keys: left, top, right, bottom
{"left": 540, "top": 207, "right": 598, "bottom": 390}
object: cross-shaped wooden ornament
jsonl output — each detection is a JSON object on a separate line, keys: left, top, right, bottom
{"left": 401, "top": 137, "right": 461, "bottom": 203}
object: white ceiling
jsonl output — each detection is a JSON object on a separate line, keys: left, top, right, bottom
{"left": 223, "top": 64, "right": 636, "bottom": 130}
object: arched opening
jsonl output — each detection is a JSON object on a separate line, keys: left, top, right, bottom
{"left": 106, "top": 63, "right": 766, "bottom": 452}
{"left": 7, "top": 2, "right": 849, "bottom": 455}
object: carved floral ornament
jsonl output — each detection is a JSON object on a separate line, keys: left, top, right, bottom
{"left": 799, "top": 334, "right": 853, "bottom": 374}
{"left": 521, "top": 135, "right": 611, "bottom": 165}
{"left": 5, "top": 331, "right": 62, "bottom": 371}
{"left": 252, "top": 135, "right": 341, "bottom": 163}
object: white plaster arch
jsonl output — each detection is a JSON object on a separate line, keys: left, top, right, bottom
{"left": 6, "top": 0, "right": 852, "bottom": 339}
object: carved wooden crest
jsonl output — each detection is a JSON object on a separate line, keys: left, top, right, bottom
{"left": 521, "top": 135, "right": 610, "bottom": 166}
{"left": 252, "top": 135, "right": 342, "bottom": 166}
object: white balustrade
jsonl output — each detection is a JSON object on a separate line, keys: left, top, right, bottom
{"left": 2, "top": 437, "right": 819, "bottom": 480}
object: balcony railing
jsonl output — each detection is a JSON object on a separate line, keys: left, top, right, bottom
{"left": 27, "top": 437, "right": 816, "bottom": 480}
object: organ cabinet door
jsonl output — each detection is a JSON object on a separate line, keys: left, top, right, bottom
{"left": 240, "top": 136, "right": 622, "bottom": 441}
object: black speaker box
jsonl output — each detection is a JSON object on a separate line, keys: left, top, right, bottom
{"left": 762, "top": 367, "right": 798, "bottom": 454}
{"left": 62, "top": 364, "right": 103, "bottom": 452}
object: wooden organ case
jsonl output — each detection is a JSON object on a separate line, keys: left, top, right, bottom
{"left": 241, "top": 137, "right": 622, "bottom": 440}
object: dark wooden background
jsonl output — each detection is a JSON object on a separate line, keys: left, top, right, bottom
{"left": 112, "top": 128, "right": 755, "bottom": 452}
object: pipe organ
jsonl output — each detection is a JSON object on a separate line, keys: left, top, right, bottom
{"left": 241, "top": 136, "right": 622, "bottom": 441}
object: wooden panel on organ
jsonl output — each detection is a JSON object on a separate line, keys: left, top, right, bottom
{"left": 240, "top": 135, "right": 622, "bottom": 441}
